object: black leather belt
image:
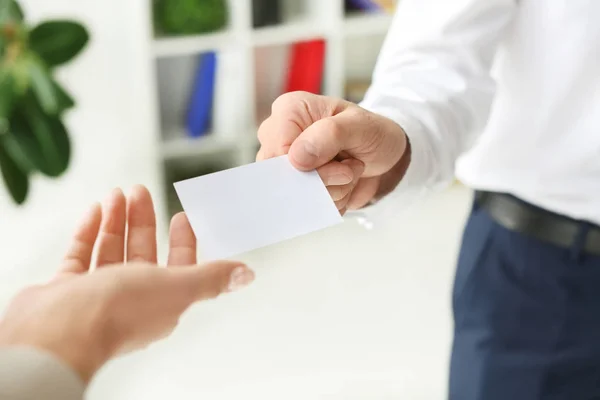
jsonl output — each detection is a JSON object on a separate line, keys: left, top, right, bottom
{"left": 475, "top": 191, "right": 600, "bottom": 256}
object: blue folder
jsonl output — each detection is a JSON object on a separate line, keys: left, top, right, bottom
{"left": 185, "top": 52, "right": 217, "bottom": 138}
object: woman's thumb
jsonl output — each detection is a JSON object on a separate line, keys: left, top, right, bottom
{"left": 168, "top": 261, "right": 255, "bottom": 302}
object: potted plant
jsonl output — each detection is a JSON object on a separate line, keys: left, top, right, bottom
{"left": 0, "top": 0, "right": 89, "bottom": 205}
{"left": 153, "top": 0, "right": 228, "bottom": 36}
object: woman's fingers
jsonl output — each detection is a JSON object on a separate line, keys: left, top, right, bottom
{"left": 126, "top": 185, "right": 157, "bottom": 263}
{"left": 60, "top": 202, "right": 102, "bottom": 275}
{"left": 167, "top": 212, "right": 197, "bottom": 267}
{"left": 96, "top": 188, "right": 127, "bottom": 267}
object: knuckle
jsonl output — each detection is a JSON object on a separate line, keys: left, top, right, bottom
{"left": 271, "top": 92, "right": 297, "bottom": 113}
{"left": 272, "top": 92, "right": 316, "bottom": 124}
{"left": 127, "top": 253, "right": 148, "bottom": 263}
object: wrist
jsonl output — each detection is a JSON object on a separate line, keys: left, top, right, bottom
{"left": 0, "top": 316, "right": 108, "bottom": 384}
{"left": 45, "top": 338, "right": 106, "bottom": 384}
{"left": 375, "top": 129, "right": 411, "bottom": 200}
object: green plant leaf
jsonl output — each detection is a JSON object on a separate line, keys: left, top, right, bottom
{"left": 43, "top": 116, "right": 71, "bottom": 176}
{"left": 29, "top": 20, "right": 89, "bottom": 68}
{"left": 0, "top": 137, "right": 29, "bottom": 204}
{"left": 8, "top": 55, "right": 31, "bottom": 94}
{"left": 2, "top": 130, "right": 35, "bottom": 173}
{"left": 9, "top": 112, "right": 47, "bottom": 174}
{"left": 53, "top": 79, "right": 75, "bottom": 113}
{"left": 14, "top": 95, "right": 70, "bottom": 177}
{"left": 0, "top": 0, "right": 24, "bottom": 24}
{"left": 28, "top": 57, "right": 59, "bottom": 114}
{"left": 0, "top": 70, "right": 16, "bottom": 132}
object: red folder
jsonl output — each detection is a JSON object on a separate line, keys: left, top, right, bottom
{"left": 284, "top": 39, "right": 326, "bottom": 94}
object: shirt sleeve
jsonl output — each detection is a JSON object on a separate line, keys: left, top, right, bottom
{"left": 0, "top": 347, "right": 86, "bottom": 400}
{"left": 357, "top": 0, "right": 517, "bottom": 223}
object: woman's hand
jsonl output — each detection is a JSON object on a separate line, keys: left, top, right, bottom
{"left": 0, "top": 185, "right": 255, "bottom": 383}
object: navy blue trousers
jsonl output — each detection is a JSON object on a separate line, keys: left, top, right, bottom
{"left": 449, "top": 199, "right": 600, "bottom": 400}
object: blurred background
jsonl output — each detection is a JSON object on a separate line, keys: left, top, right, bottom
{"left": 0, "top": 0, "right": 472, "bottom": 398}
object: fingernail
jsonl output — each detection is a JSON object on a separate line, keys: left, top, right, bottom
{"left": 292, "top": 141, "right": 319, "bottom": 167}
{"left": 348, "top": 159, "right": 365, "bottom": 175}
{"left": 86, "top": 201, "right": 100, "bottom": 215}
{"left": 227, "top": 266, "right": 255, "bottom": 292}
{"left": 129, "top": 184, "right": 148, "bottom": 198}
{"left": 327, "top": 173, "right": 353, "bottom": 186}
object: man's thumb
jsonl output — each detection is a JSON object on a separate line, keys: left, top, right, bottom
{"left": 288, "top": 111, "right": 362, "bottom": 171}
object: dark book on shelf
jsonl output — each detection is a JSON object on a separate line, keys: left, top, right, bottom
{"left": 345, "top": 0, "right": 382, "bottom": 13}
{"left": 252, "top": 0, "right": 282, "bottom": 28}
{"left": 346, "top": 0, "right": 396, "bottom": 13}
{"left": 186, "top": 52, "right": 217, "bottom": 138}
{"left": 284, "top": 39, "right": 326, "bottom": 95}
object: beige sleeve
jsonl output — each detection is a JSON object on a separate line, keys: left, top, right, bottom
{"left": 0, "top": 347, "right": 86, "bottom": 400}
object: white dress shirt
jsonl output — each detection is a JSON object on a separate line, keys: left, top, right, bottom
{"left": 360, "top": 0, "right": 600, "bottom": 225}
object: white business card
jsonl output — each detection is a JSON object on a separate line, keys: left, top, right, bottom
{"left": 174, "top": 155, "right": 343, "bottom": 260}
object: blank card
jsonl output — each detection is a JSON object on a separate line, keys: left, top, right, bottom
{"left": 174, "top": 155, "right": 343, "bottom": 260}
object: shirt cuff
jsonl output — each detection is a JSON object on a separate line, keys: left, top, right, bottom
{"left": 0, "top": 347, "right": 86, "bottom": 400}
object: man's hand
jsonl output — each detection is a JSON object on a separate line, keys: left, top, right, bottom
{"left": 256, "top": 91, "right": 410, "bottom": 214}
{"left": 0, "top": 185, "right": 255, "bottom": 383}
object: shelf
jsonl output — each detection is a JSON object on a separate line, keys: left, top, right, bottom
{"left": 160, "top": 128, "right": 259, "bottom": 161}
{"left": 161, "top": 129, "right": 236, "bottom": 160}
{"left": 252, "top": 20, "right": 327, "bottom": 47}
{"left": 343, "top": 13, "right": 393, "bottom": 37}
{"left": 142, "top": 1, "right": 399, "bottom": 228}
{"left": 153, "top": 30, "right": 234, "bottom": 58}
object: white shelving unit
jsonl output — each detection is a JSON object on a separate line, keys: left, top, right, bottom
{"left": 139, "top": 0, "right": 394, "bottom": 220}
{"left": 153, "top": 31, "right": 235, "bottom": 58}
